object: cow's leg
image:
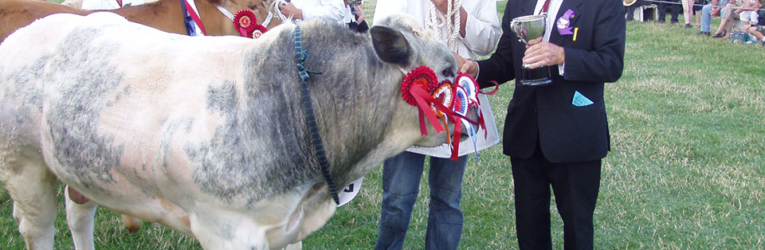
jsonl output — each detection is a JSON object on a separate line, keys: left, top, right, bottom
{"left": 3, "top": 149, "right": 57, "bottom": 250}
{"left": 65, "top": 186, "right": 97, "bottom": 250}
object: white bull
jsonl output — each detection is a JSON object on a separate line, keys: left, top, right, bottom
{"left": 0, "top": 12, "right": 473, "bottom": 249}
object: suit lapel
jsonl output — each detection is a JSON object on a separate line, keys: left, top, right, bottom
{"left": 519, "top": 0, "right": 540, "bottom": 16}
{"left": 550, "top": 0, "right": 584, "bottom": 44}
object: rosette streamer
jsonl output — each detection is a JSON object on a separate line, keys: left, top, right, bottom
{"left": 456, "top": 73, "right": 487, "bottom": 136}
{"left": 452, "top": 86, "right": 474, "bottom": 160}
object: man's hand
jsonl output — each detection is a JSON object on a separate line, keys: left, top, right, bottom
{"left": 711, "top": 7, "right": 721, "bottom": 17}
{"left": 279, "top": 3, "right": 303, "bottom": 20}
{"left": 353, "top": 4, "right": 365, "bottom": 24}
{"left": 456, "top": 52, "right": 479, "bottom": 79}
{"left": 523, "top": 40, "right": 565, "bottom": 69}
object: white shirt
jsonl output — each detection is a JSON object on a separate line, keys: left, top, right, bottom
{"left": 373, "top": 0, "right": 502, "bottom": 158}
{"left": 291, "top": 0, "right": 346, "bottom": 24}
{"left": 534, "top": 0, "right": 566, "bottom": 75}
{"left": 81, "top": 0, "right": 144, "bottom": 10}
{"left": 373, "top": 0, "right": 501, "bottom": 58}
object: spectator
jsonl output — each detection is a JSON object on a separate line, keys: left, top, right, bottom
{"left": 659, "top": 0, "right": 683, "bottom": 24}
{"left": 746, "top": 21, "right": 765, "bottom": 45}
{"left": 699, "top": 0, "right": 731, "bottom": 36}
{"left": 683, "top": 0, "right": 695, "bottom": 27}
{"left": 694, "top": 0, "right": 711, "bottom": 27}
{"left": 372, "top": 0, "right": 501, "bottom": 249}
{"left": 711, "top": 0, "right": 744, "bottom": 38}
{"left": 278, "top": 0, "right": 345, "bottom": 24}
{"left": 625, "top": 0, "right": 655, "bottom": 21}
{"left": 736, "top": 0, "right": 764, "bottom": 43}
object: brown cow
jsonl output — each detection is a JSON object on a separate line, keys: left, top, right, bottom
{"left": 0, "top": 0, "right": 282, "bottom": 44}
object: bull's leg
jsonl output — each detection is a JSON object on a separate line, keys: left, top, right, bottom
{"left": 121, "top": 214, "right": 143, "bottom": 233}
{"left": 65, "top": 186, "right": 97, "bottom": 250}
{"left": 3, "top": 149, "right": 58, "bottom": 250}
{"left": 283, "top": 242, "right": 302, "bottom": 250}
{"left": 189, "top": 210, "right": 269, "bottom": 250}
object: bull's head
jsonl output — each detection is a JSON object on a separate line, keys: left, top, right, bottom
{"left": 370, "top": 14, "right": 481, "bottom": 158}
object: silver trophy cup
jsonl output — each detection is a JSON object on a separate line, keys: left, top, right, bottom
{"left": 510, "top": 14, "right": 553, "bottom": 86}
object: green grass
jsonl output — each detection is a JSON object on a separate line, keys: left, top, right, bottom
{"left": 3, "top": 1, "right": 765, "bottom": 249}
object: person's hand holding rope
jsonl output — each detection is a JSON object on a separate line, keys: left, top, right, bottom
{"left": 278, "top": 2, "right": 303, "bottom": 20}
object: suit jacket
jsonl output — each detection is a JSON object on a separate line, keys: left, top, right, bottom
{"left": 477, "top": 0, "right": 625, "bottom": 163}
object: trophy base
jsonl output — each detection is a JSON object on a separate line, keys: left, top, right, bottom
{"left": 520, "top": 66, "right": 552, "bottom": 86}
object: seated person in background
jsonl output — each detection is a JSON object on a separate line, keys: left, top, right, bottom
{"left": 699, "top": 0, "right": 731, "bottom": 36}
{"left": 746, "top": 23, "right": 765, "bottom": 45}
{"left": 711, "top": 0, "right": 744, "bottom": 38}
{"left": 658, "top": 0, "right": 683, "bottom": 24}
{"left": 625, "top": 0, "right": 655, "bottom": 21}
{"left": 739, "top": 0, "right": 765, "bottom": 44}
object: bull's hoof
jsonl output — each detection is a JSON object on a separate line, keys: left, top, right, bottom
{"left": 121, "top": 214, "right": 143, "bottom": 233}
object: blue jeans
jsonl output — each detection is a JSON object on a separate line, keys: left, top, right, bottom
{"left": 375, "top": 152, "right": 468, "bottom": 250}
{"left": 701, "top": 0, "right": 730, "bottom": 32}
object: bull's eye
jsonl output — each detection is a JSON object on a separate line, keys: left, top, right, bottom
{"left": 442, "top": 68, "right": 454, "bottom": 78}
{"left": 249, "top": 3, "right": 258, "bottom": 10}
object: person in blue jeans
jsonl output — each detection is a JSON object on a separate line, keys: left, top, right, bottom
{"left": 372, "top": 0, "right": 501, "bottom": 249}
{"left": 699, "top": 0, "right": 732, "bottom": 35}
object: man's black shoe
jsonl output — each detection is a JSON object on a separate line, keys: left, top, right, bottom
{"left": 698, "top": 31, "right": 711, "bottom": 36}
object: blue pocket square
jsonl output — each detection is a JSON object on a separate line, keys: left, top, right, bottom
{"left": 572, "top": 91, "right": 593, "bottom": 107}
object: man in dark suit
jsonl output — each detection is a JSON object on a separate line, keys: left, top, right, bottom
{"left": 459, "top": 0, "right": 625, "bottom": 248}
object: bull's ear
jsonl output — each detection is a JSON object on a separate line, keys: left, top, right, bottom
{"left": 370, "top": 26, "right": 412, "bottom": 68}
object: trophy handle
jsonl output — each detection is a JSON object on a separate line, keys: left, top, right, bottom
{"left": 510, "top": 19, "right": 528, "bottom": 45}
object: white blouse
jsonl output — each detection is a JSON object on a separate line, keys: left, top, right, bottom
{"left": 291, "top": 0, "right": 346, "bottom": 24}
{"left": 373, "top": 0, "right": 502, "bottom": 158}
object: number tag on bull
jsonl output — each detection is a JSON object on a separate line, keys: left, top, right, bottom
{"left": 337, "top": 177, "right": 363, "bottom": 207}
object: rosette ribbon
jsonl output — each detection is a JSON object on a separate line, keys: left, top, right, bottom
{"left": 234, "top": 10, "right": 268, "bottom": 38}
{"left": 401, "top": 67, "right": 485, "bottom": 161}
{"left": 401, "top": 66, "right": 443, "bottom": 135}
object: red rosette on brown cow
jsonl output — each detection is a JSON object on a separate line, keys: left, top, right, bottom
{"left": 234, "top": 10, "right": 268, "bottom": 38}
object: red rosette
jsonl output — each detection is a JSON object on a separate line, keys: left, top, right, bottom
{"left": 251, "top": 24, "right": 267, "bottom": 38}
{"left": 234, "top": 10, "right": 267, "bottom": 38}
{"left": 400, "top": 66, "right": 439, "bottom": 106}
{"left": 234, "top": 10, "right": 255, "bottom": 31}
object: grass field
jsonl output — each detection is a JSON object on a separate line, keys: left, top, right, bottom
{"left": 2, "top": 0, "right": 764, "bottom": 249}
